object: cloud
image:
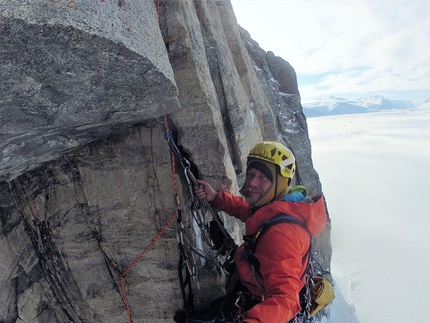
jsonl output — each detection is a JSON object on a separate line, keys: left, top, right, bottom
{"left": 231, "top": 0, "right": 430, "bottom": 103}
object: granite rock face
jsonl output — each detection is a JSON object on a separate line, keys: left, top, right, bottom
{"left": 0, "top": 1, "right": 331, "bottom": 322}
{"left": 0, "top": 0, "right": 179, "bottom": 182}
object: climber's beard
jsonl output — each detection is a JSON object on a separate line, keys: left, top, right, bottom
{"left": 241, "top": 186, "right": 265, "bottom": 205}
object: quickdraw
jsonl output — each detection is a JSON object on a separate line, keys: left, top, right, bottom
{"left": 165, "top": 129, "right": 234, "bottom": 256}
{"left": 165, "top": 128, "right": 237, "bottom": 318}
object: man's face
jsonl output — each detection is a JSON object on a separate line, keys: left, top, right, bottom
{"left": 242, "top": 168, "right": 272, "bottom": 204}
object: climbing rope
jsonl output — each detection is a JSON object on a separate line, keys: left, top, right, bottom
{"left": 115, "top": 2, "right": 183, "bottom": 322}
{"left": 120, "top": 208, "right": 177, "bottom": 323}
{"left": 117, "top": 3, "right": 235, "bottom": 321}
{"left": 118, "top": 117, "right": 179, "bottom": 323}
{"left": 117, "top": 117, "right": 236, "bottom": 322}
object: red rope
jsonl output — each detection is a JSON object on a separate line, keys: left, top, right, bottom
{"left": 157, "top": 0, "right": 161, "bottom": 20}
{"left": 119, "top": 4, "right": 176, "bottom": 322}
{"left": 120, "top": 145, "right": 178, "bottom": 322}
{"left": 120, "top": 139, "right": 178, "bottom": 322}
{"left": 120, "top": 211, "right": 177, "bottom": 279}
{"left": 120, "top": 119, "right": 178, "bottom": 322}
{"left": 120, "top": 208, "right": 177, "bottom": 323}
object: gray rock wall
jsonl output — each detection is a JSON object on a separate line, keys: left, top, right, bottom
{"left": 0, "top": 1, "right": 332, "bottom": 322}
{"left": 0, "top": 0, "right": 179, "bottom": 181}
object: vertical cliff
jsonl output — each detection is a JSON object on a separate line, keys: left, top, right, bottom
{"left": 0, "top": 1, "right": 331, "bottom": 322}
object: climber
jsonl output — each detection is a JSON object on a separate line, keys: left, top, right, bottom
{"left": 192, "top": 141, "right": 328, "bottom": 323}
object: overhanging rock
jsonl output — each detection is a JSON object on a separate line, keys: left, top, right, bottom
{"left": 0, "top": 0, "right": 180, "bottom": 181}
{"left": 0, "top": 1, "right": 333, "bottom": 322}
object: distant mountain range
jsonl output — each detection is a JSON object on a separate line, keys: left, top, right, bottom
{"left": 302, "top": 95, "right": 430, "bottom": 117}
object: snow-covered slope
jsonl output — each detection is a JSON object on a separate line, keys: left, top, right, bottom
{"left": 308, "top": 109, "right": 430, "bottom": 323}
{"left": 319, "top": 280, "right": 361, "bottom": 323}
{"left": 417, "top": 98, "right": 430, "bottom": 110}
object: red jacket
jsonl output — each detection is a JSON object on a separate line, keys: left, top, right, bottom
{"left": 213, "top": 191, "right": 327, "bottom": 323}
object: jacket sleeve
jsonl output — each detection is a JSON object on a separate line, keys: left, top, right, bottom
{"left": 213, "top": 191, "right": 251, "bottom": 222}
{"left": 241, "top": 225, "right": 309, "bottom": 323}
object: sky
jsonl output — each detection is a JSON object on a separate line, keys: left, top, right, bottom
{"left": 230, "top": 0, "right": 430, "bottom": 105}
{"left": 307, "top": 108, "right": 430, "bottom": 322}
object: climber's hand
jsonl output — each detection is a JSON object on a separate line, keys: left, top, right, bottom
{"left": 194, "top": 180, "right": 217, "bottom": 202}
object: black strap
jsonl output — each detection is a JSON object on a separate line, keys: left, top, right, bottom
{"left": 176, "top": 209, "right": 195, "bottom": 319}
{"left": 262, "top": 214, "right": 308, "bottom": 232}
{"left": 241, "top": 214, "right": 311, "bottom": 272}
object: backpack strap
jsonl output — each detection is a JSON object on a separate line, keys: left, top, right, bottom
{"left": 236, "top": 215, "right": 334, "bottom": 320}
{"left": 241, "top": 214, "right": 311, "bottom": 274}
{"left": 234, "top": 214, "right": 315, "bottom": 317}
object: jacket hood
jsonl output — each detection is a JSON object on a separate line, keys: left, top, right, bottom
{"left": 245, "top": 195, "right": 327, "bottom": 237}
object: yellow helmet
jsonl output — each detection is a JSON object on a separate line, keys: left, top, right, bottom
{"left": 248, "top": 141, "right": 296, "bottom": 179}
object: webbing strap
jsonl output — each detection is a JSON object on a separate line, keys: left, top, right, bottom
{"left": 262, "top": 214, "right": 308, "bottom": 232}
{"left": 177, "top": 231, "right": 195, "bottom": 316}
{"left": 242, "top": 214, "right": 312, "bottom": 275}
{"left": 243, "top": 214, "right": 309, "bottom": 254}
